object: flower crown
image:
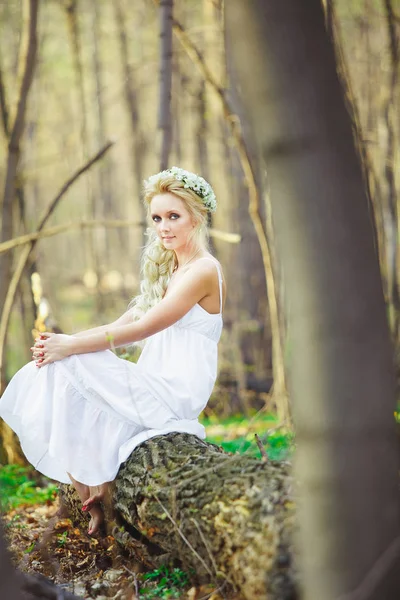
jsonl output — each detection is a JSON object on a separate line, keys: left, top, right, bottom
{"left": 147, "top": 166, "right": 217, "bottom": 213}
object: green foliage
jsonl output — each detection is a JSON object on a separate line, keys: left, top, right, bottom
{"left": 0, "top": 464, "right": 57, "bottom": 511}
{"left": 202, "top": 411, "right": 276, "bottom": 428}
{"left": 57, "top": 531, "right": 69, "bottom": 546}
{"left": 139, "top": 565, "right": 190, "bottom": 599}
{"left": 117, "top": 346, "right": 142, "bottom": 363}
{"left": 204, "top": 414, "right": 294, "bottom": 461}
{"left": 24, "top": 542, "right": 35, "bottom": 554}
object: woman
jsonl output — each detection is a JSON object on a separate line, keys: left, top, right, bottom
{"left": 0, "top": 167, "right": 225, "bottom": 535}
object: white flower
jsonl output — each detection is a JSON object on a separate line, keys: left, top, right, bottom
{"left": 145, "top": 167, "right": 217, "bottom": 212}
{"left": 168, "top": 167, "right": 218, "bottom": 213}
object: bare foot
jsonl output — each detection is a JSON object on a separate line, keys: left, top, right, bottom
{"left": 82, "top": 492, "right": 104, "bottom": 512}
{"left": 88, "top": 505, "right": 104, "bottom": 536}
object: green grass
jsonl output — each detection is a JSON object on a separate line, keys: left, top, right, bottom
{"left": 139, "top": 565, "right": 191, "bottom": 599}
{"left": 204, "top": 413, "right": 294, "bottom": 461}
{"left": 0, "top": 464, "right": 57, "bottom": 511}
{"left": 202, "top": 411, "right": 277, "bottom": 428}
{"left": 206, "top": 429, "right": 293, "bottom": 461}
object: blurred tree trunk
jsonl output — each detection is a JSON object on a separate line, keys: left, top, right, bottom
{"left": 113, "top": 0, "right": 146, "bottom": 243}
{"left": 90, "top": 0, "right": 112, "bottom": 263}
{"left": 64, "top": 0, "right": 104, "bottom": 312}
{"left": 0, "top": 0, "right": 39, "bottom": 366}
{"left": 195, "top": 79, "right": 208, "bottom": 179}
{"left": 383, "top": 0, "right": 400, "bottom": 344}
{"left": 0, "top": 0, "right": 39, "bottom": 464}
{"left": 325, "top": 1, "right": 387, "bottom": 320}
{"left": 0, "top": 520, "right": 82, "bottom": 599}
{"left": 203, "top": 0, "right": 273, "bottom": 409}
{"left": 170, "top": 12, "right": 288, "bottom": 417}
{"left": 0, "top": 522, "right": 24, "bottom": 600}
{"left": 64, "top": 0, "right": 88, "bottom": 157}
{"left": 158, "top": 0, "right": 173, "bottom": 169}
{"left": 226, "top": 1, "right": 400, "bottom": 598}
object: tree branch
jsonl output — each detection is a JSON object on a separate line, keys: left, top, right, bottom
{"left": 35, "top": 140, "right": 115, "bottom": 233}
{"left": 0, "top": 60, "right": 10, "bottom": 139}
{"left": 0, "top": 219, "right": 141, "bottom": 255}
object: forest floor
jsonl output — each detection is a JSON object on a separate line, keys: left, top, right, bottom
{"left": 1, "top": 415, "right": 292, "bottom": 600}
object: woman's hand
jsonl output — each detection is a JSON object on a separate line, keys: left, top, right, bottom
{"left": 31, "top": 333, "right": 73, "bottom": 367}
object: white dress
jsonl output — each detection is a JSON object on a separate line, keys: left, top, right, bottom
{"left": 0, "top": 260, "right": 223, "bottom": 486}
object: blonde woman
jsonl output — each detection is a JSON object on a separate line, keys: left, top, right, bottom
{"left": 0, "top": 167, "right": 225, "bottom": 535}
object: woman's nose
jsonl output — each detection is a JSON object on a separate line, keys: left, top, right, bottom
{"left": 160, "top": 220, "right": 170, "bottom": 231}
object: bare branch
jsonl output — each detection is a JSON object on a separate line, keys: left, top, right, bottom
{"left": 209, "top": 228, "right": 241, "bottom": 243}
{"left": 254, "top": 433, "right": 268, "bottom": 462}
{"left": 36, "top": 140, "right": 115, "bottom": 232}
{"left": 0, "top": 60, "right": 9, "bottom": 139}
{"left": 0, "top": 219, "right": 142, "bottom": 255}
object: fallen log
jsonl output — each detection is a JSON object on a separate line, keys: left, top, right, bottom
{"left": 61, "top": 432, "right": 297, "bottom": 600}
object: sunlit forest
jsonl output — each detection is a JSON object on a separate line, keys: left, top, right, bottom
{"left": 1, "top": 1, "right": 400, "bottom": 599}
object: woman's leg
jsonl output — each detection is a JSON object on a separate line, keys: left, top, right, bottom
{"left": 68, "top": 473, "right": 105, "bottom": 535}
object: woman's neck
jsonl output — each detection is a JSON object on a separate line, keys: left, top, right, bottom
{"left": 174, "top": 246, "right": 205, "bottom": 271}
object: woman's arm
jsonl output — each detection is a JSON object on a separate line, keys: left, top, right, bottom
{"left": 72, "top": 309, "right": 134, "bottom": 338}
{"left": 35, "top": 262, "right": 217, "bottom": 366}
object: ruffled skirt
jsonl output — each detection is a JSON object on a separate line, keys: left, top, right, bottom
{"left": 0, "top": 351, "right": 205, "bottom": 485}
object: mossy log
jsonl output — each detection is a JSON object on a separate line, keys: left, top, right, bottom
{"left": 61, "top": 433, "right": 297, "bottom": 600}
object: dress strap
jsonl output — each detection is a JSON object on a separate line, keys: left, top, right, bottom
{"left": 196, "top": 257, "right": 223, "bottom": 314}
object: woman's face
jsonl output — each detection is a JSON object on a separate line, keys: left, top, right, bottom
{"left": 150, "top": 193, "right": 196, "bottom": 251}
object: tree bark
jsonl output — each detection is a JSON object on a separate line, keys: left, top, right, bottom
{"left": 61, "top": 433, "right": 297, "bottom": 600}
{"left": 226, "top": 1, "right": 400, "bottom": 599}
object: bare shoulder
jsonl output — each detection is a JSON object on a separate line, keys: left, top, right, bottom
{"left": 189, "top": 256, "right": 225, "bottom": 310}
{"left": 191, "top": 256, "right": 223, "bottom": 274}
{"left": 188, "top": 256, "right": 223, "bottom": 283}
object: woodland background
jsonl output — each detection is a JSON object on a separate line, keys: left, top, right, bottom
{"left": 1, "top": 1, "right": 400, "bottom": 598}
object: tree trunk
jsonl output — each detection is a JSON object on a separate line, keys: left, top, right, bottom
{"left": 0, "top": 2, "right": 39, "bottom": 457}
{"left": 383, "top": 0, "right": 400, "bottom": 344}
{"left": 170, "top": 14, "right": 289, "bottom": 420}
{"left": 113, "top": 0, "right": 147, "bottom": 245}
{"left": 226, "top": 1, "right": 400, "bottom": 599}
{"left": 158, "top": 0, "right": 173, "bottom": 169}
{"left": 90, "top": 0, "right": 112, "bottom": 252}
{"left": 61, "top": 433, "right": 297, "bottom": 600}
{"left": 0, "top": 0, "right": 39, "bottom": 316}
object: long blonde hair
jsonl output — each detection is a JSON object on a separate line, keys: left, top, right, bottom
{"left": 129, "top": 171, "right": 210, "bottom": 321}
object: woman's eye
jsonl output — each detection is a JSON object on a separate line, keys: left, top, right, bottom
{"left": 170, "top": 213, "right": 180, "bottom": 219}
{"left": 152, "top": 216, "right": 161, "bottom": 222}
